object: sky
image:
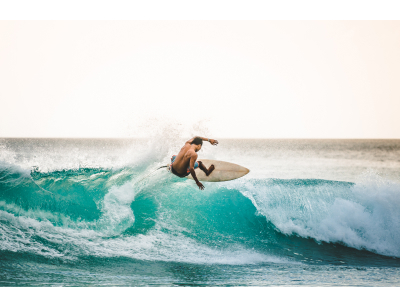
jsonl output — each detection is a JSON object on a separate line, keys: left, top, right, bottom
{"left": 1, "top": 20, "right": 400, "bottom": 138}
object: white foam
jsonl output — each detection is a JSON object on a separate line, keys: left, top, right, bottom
{"left": 0, "top": 205, "right": 290, "bottom": 265}
{"left": 231, "top": 173, "right": 400, "bottom": 257}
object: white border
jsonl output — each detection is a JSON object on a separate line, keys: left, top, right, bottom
{"left": 1, "top": 0, "right": 400, "bottom": 20}
{"left": 2, "top": 287, "right": 400, "bottom": 305}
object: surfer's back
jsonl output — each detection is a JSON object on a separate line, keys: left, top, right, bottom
{"left": 172, "top": 143, "right": 197, "bottom": 173}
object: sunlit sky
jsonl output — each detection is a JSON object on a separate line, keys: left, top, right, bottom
{"left": 1, "top": 20, "right": 400, "bottom": 138}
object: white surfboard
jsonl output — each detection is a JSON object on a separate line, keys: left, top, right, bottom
{"left": 169, "top": 159, "right": 249, "bottom": 182}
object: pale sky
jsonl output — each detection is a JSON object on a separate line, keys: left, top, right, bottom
{"left": 1, "top": 21, "right": 400, "bottom": 138}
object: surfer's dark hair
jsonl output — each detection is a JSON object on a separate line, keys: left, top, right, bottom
{"left": 192, "top": 137, "right": 203, "bottom": 146}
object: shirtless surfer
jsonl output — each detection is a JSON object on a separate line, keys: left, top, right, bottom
{"left": 170, "top": 136, "right": 218, "bottom": 190}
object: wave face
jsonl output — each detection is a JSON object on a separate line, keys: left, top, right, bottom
{"left": 1, "top": 160, "right": 400, "bottom": 266}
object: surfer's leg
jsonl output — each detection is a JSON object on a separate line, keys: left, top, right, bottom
{"left": 198, "top": 161, "right": 215, "bottom": 176}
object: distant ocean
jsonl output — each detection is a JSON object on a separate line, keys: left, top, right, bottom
{"left": 1, "top": 137, "right": 400, "bottom": 286}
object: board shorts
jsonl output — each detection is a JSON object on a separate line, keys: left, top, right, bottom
{"left": 169, "top": 155, "right": 199, "bottom": 178}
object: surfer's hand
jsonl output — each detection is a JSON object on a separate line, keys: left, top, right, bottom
{"left": 196, "top": 181, "right": 205, "bottom": 190}
{"left": 209, "top": 139, "right": 218, "bottom": 146}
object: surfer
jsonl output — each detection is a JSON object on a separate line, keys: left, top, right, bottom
{"left": 170, "top": 136, "right": 218, "bottom": 190}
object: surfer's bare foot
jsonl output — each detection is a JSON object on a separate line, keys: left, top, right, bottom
{"left": 206, "top": 164, "right": 215, "bottom": 176}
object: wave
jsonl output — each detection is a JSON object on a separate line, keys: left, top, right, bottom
{"left": 232, "top": 176, "right": 400, "bottom": 258}
{"left": 1, "top": 161, "right": 400, "bottom": 265}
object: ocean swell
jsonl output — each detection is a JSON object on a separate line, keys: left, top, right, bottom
{"left": 1, "top": 161, "right": 400, "bottom": 264}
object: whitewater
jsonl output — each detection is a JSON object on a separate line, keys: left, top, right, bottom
{"left": 1, "top": 137, "right": 400, "bottom": 286}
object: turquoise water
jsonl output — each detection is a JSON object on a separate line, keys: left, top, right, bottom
{"left": 1, "top": 138, "right": 400, "bottom": 286}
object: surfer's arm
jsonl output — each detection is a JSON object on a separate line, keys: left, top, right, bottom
{"left": 186, "top": 137, "right": 218, "bottom": 145}
{"left": 188, "top": 152, "right": 204, "bottom": 190}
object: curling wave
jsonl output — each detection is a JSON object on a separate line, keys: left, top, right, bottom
{"left": 1, "top": 161, "right": 400, "bottom": 266}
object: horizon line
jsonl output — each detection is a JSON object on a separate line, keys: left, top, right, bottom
{"left": 1, "top": 137, "right": 400, "bottom": 140}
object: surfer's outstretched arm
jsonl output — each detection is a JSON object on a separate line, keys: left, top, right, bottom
{"left": 186, "top": 137, "right": 218, "bottom": 146}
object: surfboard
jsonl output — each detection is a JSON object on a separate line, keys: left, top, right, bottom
{"left": 174, "top": 159, "right": 250, "bottom": 182}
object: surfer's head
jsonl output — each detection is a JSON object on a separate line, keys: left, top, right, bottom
{"left": 192, "top": 137, "right": 203, "bottom": 152}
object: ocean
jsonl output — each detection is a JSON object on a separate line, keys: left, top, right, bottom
{"left": 1, "top": 137, "right": 400, "bottom": 286}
